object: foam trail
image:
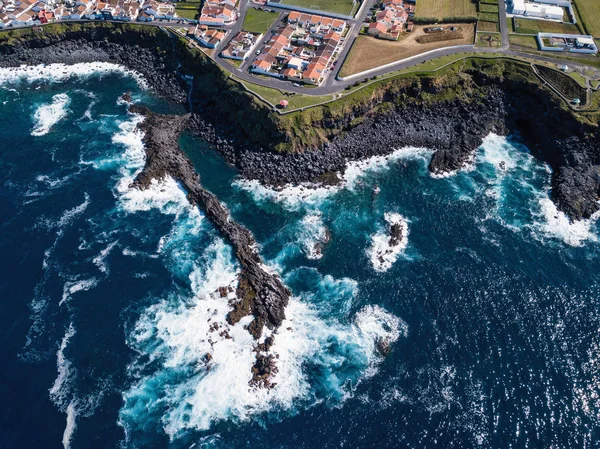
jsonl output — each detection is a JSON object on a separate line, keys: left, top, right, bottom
{"left": 60, "top": 278, "right": 99, "bottom": 306}
{"left": 367, "top": 213, "right": 409, "bottom": 272}
{"left": 93, "top": 241, "right": 118, "bottom": 274}
{"left": 31, "top": 93, "right": 70, "bottom": 136}
{"left": 62, "top": 401, "right": 77, "bottom": 449}
{"left": 0, "top": 62, "right": 147, "bottom": 88}
{"left": 49, "top": 323, "right": 76, "bottom": 407}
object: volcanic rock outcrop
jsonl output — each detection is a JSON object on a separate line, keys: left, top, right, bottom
{"left": 128, "top": 105, "right": 290, "bottom": 339}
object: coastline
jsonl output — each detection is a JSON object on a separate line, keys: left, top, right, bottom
{"left": 1, "top": 22, "right": 598, "bottom": 222}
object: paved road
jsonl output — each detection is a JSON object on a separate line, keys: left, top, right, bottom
{"left": 498, "top": 0, "right": 509, "bottom": 49}
{"left": 201, "top": 0, "right": 600, "bottom": 97}
{"left": 207, "top": 0, "right": 378, "bottom": 95}
{"left": 14, "top": 1, "right": 600, "bottom": 98}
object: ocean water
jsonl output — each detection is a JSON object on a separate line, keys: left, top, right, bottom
{"left": 1, "top": 65, "right": 600, "bottom": 449}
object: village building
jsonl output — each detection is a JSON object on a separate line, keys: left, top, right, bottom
{"left": 198, "top": 0, "right": 237, "bottom": 27}
{"left": 141, "top": 0, "right": 175, "bottom": 20}
{"left": 250, "top": 12, "right": 347, "bottom": 85}
{"left": 537, "top": 32, "right": 598, "bottom": 54}
{"left": 187, "top": 24, "right": 226, "bottom": 48}
{"left": 367, "top": 0, "right": 412, "bottom": 40}
{"left": 509, "top": 0, "right": 563, "bottom": 20}
{"left": 220, "top": 30, "right": 260, "bottom": 60}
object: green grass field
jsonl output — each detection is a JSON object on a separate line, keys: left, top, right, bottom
{"left": 479, "top": 12, "right": 499, "bottom": 23}
{"left": 573, "top": 0, "right": 600, "bottom": 37}
{"left": 479, "top": 3, "right": 499, "bottom": 13}
{"left": 514, "top": 18, "right": 581, "bottom": 34}
{"left": 242, "top": 8, "right": 279, "bottom": 34}
{"left": 415, "top": 0, "right": 477, "bottom": 20}
{"left": 509, "top": 34, "right": 539, "bottom": 49}
{"left": 174, "top": 0, "right": 201, "bottom": 20}
{"left": 478, "top": 21, "right": 500, "bottom": 32}
{"left": 280, "top": 0, "right": 356, "bottom": 16}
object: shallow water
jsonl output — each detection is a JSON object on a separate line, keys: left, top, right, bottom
{"left": 1, "top": 66, "right": 599, "bottom": 449}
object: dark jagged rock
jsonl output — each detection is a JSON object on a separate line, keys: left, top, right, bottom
{"left": 250, "top": 353, "right": 278, "bottom": 388}
{"left": 127, "top": 104, "right": 290, "bottom": 336}
{"left": 376, "top": 337, "right": 392, "bottom": 356}
{"left": 389, "top": 223, "right": 404, "bottom": 247}
{"left": 2, "top": 24, "right": 597, "bottom": 222}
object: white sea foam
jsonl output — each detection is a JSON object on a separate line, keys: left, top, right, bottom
{"left": 122, "top": 236, "right": 406, "bottom": 437}
{"left": 31, "top": 93, "right": 70, "bottom": 136}
{"left": 60, "top": 278, "right": 99, "bottom": 306}
{"left": 235, "top": 179, "right": 337, "bottom": 211}
{"left": 0, "top": 62, "right": 147, "bottom": 88}
{"left": 298, "top": 213, "right": 329, "bottom": 260}
{"left": 50, "top": 323, "right": 77, "bottom": 408}
{"left": 343, "top": 147, "right": 431, "bottom": 188}
{"left": 531, "top": 197, "right": 599, "bottom": 247}
{"left": 108, "top": 114, "right": 193, "bottom": 217}
{"left": 93, "top": 241, "right": 118, "bottom": 274}
{"left": 367, "top": 213, "right": 409, "bottom": 272}
{"left": 118, "top": 175, "right": 192, "bottom": 216}
{"left": 235, "top": 147, "right": 432, "bottom": 211}
{"left": 62, "top": 400, "right": 77, "bottom": 449}
{"left": 35, "top": 171, "right": 81, "bottom": 189}
{"left": 111, "top": 114, "right": 146, "bottom": 170}
{"left": 474, "top": 135, "right": 599, "bottom": 246}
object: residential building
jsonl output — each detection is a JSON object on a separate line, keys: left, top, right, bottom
{"left": 220, "top": 30, "right": 260, "bottom": 60}
{"left": 509, "top": 0, "right": 563, "bottom": 20}
{"left": 250, "top": 12, "right": 347, "bottom": 85}
{"left": 188, "top": 24, "right": 226, "bottom": 48}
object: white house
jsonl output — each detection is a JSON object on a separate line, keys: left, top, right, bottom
{"left": 511, "top": 0, "right": 563, "bottom": 20}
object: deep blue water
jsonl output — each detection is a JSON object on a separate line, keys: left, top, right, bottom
{"left": 1, "top": 64, "right": 600, "bottom": 449}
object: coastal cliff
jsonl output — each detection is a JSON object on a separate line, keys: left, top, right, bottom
{"left": 1, "top": 22, "right": 598, "bottom": 220}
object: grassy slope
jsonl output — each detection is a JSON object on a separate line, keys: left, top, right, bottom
{"left": 2, "top": 23, "right": 596, "bottom": 152}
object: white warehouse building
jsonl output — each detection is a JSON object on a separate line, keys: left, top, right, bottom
{"left": 510, "top": 0, "right": 564, "bottom": 20}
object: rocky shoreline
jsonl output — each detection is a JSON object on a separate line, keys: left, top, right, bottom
{"left": 1, "top": 24, "right": 598, "bottom": 222}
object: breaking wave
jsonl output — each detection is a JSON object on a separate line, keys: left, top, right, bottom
{"left": 531, "top": 197, "right": 599, "bottom": 247}
{"left": 473, "top": 134, "right": 599, "bottom": 247}
{"left": 234, "top": 147, "right": 432, "bottom": 211}
{"left": 298, "top": 213, "right": 329, "bottom": 260}
{"left": 120, "top": 233, "right": 406, "bottom": 440}
{"left": 31, "top": 93, "right": 70, "bottom": 136}
{"left": 367, "top": 213, "right": 409, "bottom": 272}
{"left": 0, "top": 62, "right": 147, "bottom": 88}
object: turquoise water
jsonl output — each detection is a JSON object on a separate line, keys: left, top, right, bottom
{"left": 1, "top": 64, "right": 599, "bottom": 449}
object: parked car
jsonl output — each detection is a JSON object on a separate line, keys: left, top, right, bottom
{"left": 256, "top": 50, "right": 261, "bottom": 55}
{"left": 292, "top": 83, "right": 302, "bottom": 87}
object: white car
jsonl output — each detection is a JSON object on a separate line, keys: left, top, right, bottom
{"left": 292, "top": 83, "right": 302, "bottom": 87}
